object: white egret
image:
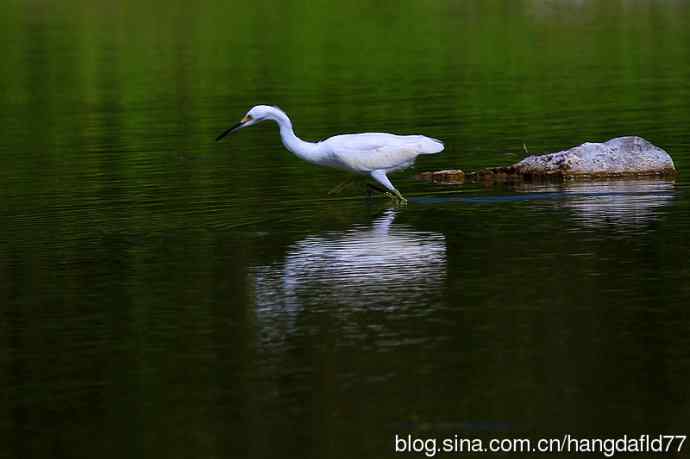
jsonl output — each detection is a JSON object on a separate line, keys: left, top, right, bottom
{"left": 216, "top": 105, "right": 444, "bottom": 203}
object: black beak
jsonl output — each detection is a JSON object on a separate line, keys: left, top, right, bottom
{"left": 215, "top": 121, "right": 245, "bottom": 142}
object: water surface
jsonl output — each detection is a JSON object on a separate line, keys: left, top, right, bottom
{"left": 2, "top": 1, "right": 690, "bottom": 458}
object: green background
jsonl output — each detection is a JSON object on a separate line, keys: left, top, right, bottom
{"left": 2, "top": 1, "right": 689, "bottom": 458}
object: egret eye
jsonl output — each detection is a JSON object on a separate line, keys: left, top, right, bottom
{"left": 242, "top": 114, "right": 253, "bottom": 123}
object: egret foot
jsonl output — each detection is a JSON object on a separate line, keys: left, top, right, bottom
{"left": 369, "top": 170, "right": 407, "bottom": 205}
{"left": 384, "top": 191, "right": 408, "bottom": 206}
{"left": 391, "top": 188, "right": 408, "bottom": 205}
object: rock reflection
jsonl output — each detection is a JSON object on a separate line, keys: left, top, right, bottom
{"left": 252, "top": 210, "right": 446, "bottom": 342}
{"left": 523, "top": 179, "right": 676, "bottom": 227}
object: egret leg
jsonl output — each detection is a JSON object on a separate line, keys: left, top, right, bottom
{"left": 366, "top": 183, "right": 393, "bottom": 200}
{"left": 367, "top": 187, "right": 403, "bottom": 203}
{"left": 369, "top": 170, "right": 408, "bottom": 205}
{"left": 367, "top": 183, "right": 387, "bottom": 194}
{"left": 328, "top": 176, "right": 356, "bottom": 195}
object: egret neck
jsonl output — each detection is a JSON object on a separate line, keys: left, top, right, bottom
{"left": 270, "top": 109, "right": 322, "bottom": 164}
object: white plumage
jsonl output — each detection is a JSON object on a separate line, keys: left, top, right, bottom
{"left": 216, "top": 105, "right": 444, "bottom": 203}
{"left": 324, "top": 133, "right": 444, "bottom": 172}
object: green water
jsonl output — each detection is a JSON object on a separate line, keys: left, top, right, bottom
{"left": 2, "top": 1, "right": 690, "bottom": 458}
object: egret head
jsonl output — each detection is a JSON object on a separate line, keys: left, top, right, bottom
{"left": 215, "top": 105, "right": 286, "bottom": 141}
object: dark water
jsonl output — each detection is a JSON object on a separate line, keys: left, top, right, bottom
{"left": 2, "top": 1, "right": 690, "bottom": 458}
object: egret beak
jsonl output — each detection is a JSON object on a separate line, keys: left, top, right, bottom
{"left": 215, "top": 115, "right": 252, "bottom": 142}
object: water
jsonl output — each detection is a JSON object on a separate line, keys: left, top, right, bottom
{"left": 2, "top": 1, "right": 690, "bottom": 458}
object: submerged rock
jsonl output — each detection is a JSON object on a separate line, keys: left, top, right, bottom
{"left": 416, "top": 169, "right": 465, "bottom": 184}
{"left": 419, "top": 137, "right": 677, "bottom": 184}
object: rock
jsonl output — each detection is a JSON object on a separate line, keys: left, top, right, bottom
{"left": 509, "top": 136, "right": 676, "bottom": 178}
{"left": 416, "top": 169, "right": 465, "bottom": 184}
{"left": 420, "top": 137, "right": 677, "bottom": 184}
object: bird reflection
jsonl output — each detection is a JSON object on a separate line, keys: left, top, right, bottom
{"left": 252, "top": 209, "right": 446, "bottom": 342}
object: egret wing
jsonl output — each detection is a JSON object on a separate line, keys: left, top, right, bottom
{"left": 325, "top": 133, "right": 443, "bottom": 172}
